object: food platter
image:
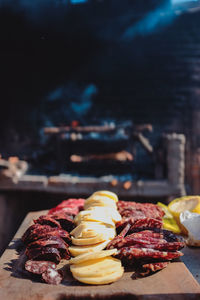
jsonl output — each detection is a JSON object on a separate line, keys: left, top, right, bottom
{"left": 0, "top": 209, "right": 200, "bottom": 300}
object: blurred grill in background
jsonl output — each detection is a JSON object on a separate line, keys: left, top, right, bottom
{"left": 0, "top": 0, "right": 200, "bottom": 254}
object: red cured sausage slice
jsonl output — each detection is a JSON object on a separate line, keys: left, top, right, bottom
{"left": 22, "top": 224, "right": 55, "bottom": 244}
{"left": 23, "top": 225, "right": 71, "bottom": 245}
{"left": 26, "top": 247, "right": 61, "bottom": 264}
{"left": 108, "top": 234, "right": 184, "bottom": 251}
{"left": 142, "top": 261, "right": 169, "bottom": 272}
{"left": 25, "top": 260, "right": 56, "bottom": 275}
{"left": 27, "top": 236, "right": 70, "bottom": 259}
{"left": 42, "top": 268, "right": 63, "bottom": 285}
{"left": 139, "top": 261, "right": 169, "bottom": 276}
{"left": 34, "top": 216, "right": 61, "bottom": 228}
{"left": 116, "top": 247, "right": 183, "bottom": 261}
{"left": 116, "top": 217, "right": 162, "bottom": 232}
{"left": 48, "top": 198, "right": 85, "bottom": 216}
{"left": 117, "top": 201, "right": 164, "bottom": 220}
{"left": 48, "top": 212, "right": 75, "bottom": 232}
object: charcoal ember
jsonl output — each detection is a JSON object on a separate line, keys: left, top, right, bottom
{"left": 26, "top": 247, "right": 61, "bottom": 264}
{"left": 115, "top": 247, "right": 183, "bottom": 262}
{"left": 25, "top": 260, "right": 56, "bottom": 275}
{"left": 139, "top": 262, "right": 169, "bottom": 276}
{"left": 42, "top": 268, "right": 63, "bottom": 285}
{"left": 27, "top": 236, "right": 71, "bottom": 259}
{"left": 49, "top": 212, "right": 75, "bottom": 232}
{"left": 34, "top": 216, "right": 61, "bottom": 228}
{"left": 48, "top": 198, "right": 85, "bottom": 216}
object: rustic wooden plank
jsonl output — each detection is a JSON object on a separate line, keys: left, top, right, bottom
{"left": 0, "top": 211, "right": 200, "bottom": 300}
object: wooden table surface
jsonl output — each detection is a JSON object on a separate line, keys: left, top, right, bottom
{"left": 0, "top": 210, "right": 200, "bottom": 300}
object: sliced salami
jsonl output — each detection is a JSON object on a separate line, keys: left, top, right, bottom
{"left": 25, "top": 260, "right": 56, "bottom": 275}
{"left": 22, "top": 224, "right": 56, "bottom": 244}
{"left": 49, "top": 212, "right": 75, "bottom": 232}
{"left": 139, "top": 261, "right": 169, "bottom": 276}
{"left": 34, "top": 216, "right": 61, "bottom": 228}
{"left": 27, "top": 236, "right": 70, "bottom": 259}
{"left": 25, "top": 228, "right": 71, "bottom": 245}
{"left": 116, "top": 246, "right": 183, "bottom": 261}
{"left": 117, "top": 217, "right": 162, "bottom": 232}
{"left": 42, "top": 268, "right": 63, "bottom": 285}
{"left": 26, "top": 247, "right": 61, "bottom": 264}
{"left": 48, "top": 198, "right": 85, "bottom": 216}
{"left": 117, "top": 201, "right": 164, "bottom": 220}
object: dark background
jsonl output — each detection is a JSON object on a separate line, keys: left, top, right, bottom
{"left": 1, "top": 0, "right": 200, "bottom": 157}
{"left": 1, "top": 0, "right": 200, "bottom": 255}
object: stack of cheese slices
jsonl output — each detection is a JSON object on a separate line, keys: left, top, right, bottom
{"left": 69, "top": 190, "right": 124, "bottom": 284}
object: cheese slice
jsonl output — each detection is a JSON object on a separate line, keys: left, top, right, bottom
{"left": 88, "top": 190, "right": 118, "bottom": 202}
{"left": 74, "top": 210, "right": 115, "bottom": 227}
{"left": 72, "top": 266, "right": 124, "bottom": 285}
{"left": 81, "top": 226, "right": 115, "bottom": 239}
{"left": 84, "top": 196, "right": 117, "bottom": 210}
{"left": 70, "top": 256, "right": 122, "bottom": 278}
{"left": 88, "top": 206, "right": 121, "bottom": 223}
{"left": 69, "top": 240, "right": 110, "bottom": 256}
{"left": 69, "top": 249, "right": 118, "bottom": 265}
{"left": 71, "top": 222, "right": 116, "bottom": 239}
{"left": 78, "top": 206, "right": 121, "bottom": 223}
{"left": 71, "top": 234, "right": 107, "bottom": 246}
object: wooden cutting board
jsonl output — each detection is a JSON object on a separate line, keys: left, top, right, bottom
{"left": 0, "top": 210, "right": 200, "bottom": 300}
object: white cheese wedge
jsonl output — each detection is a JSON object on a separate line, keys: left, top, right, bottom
{"left": 72, "top": 266, "right": 124, "bottom": 285}
{"left": 69, "top": 249, "right": 118, "bottom": 265}
{"left": 71, "top": 222, "right": 116, "bottom": 238}
{"left": 81, "top": 206, "right": 121, "bottom": 223}
{"left": 70, "top": 256, "right": 122, "bottom": 278}
{"left": 71, "top": 234, "right": 108, "bottom": 246}
{"left": 88, "top": 190, "right": 118, "bottom": 202}
{"left": 74, "top": 210, "right": 115, "bottom": 227}
{"left": 69, "top": 240, "right": 110, "bottom": 256}
{"left": 88, "top": 206, "right": 121, "bottom": 223}
{"left": 84, "top": 196, "right": 117, "bottom": 209}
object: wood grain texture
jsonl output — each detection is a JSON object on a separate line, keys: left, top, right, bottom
{"left": 0, "top": 210, "right": 200, "bottom": 300}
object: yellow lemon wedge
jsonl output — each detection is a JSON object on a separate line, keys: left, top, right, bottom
{"left": 168, "top": 196, "right": 200, "bottom": 235}
{"left": 157, "top": 202, "right": 181, "bottom": 234}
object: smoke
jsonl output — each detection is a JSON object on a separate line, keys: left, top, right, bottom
{"left": 71, "top": 84, "right": 98, "bottom": 116}
{"left": 122, "top": 2, "right": 176, "bottom": 41}
{"left": 172, "top": 0, "right": 198, "bottom": 3}
{"left": 45, "top": 82, "right": 98, "bottom": 125}
{"left": 0, "top": 0, "right": 67, "bottom": 23}
{"left": 0, "top": 0, "right": 188, "bottom": 41}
